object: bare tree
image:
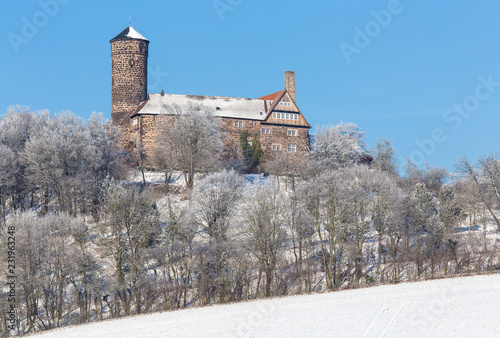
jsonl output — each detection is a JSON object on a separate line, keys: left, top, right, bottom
{"left": 242, "top": 183, "right": 287, "bottom": 297}
{"left": 456, "top": 156, "right": 500, "bottom": 231}
{"left": 155, "top": 103, "right": 223, "bottom": 190}
{"left": 98, "top": 184, "right": 161, "bottom": 315}
{"left": 373, "top": 138, "right": 398, "bottom": 176}
{"left": 0, "top": 145, "right": 17, "bottom": 224}
{"left": 190, "top": 170, "right": 243, "bottom": 303}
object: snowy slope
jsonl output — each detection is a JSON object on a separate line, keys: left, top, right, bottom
{"left": 34, "top": 274, "right": 500, "bottom": 338}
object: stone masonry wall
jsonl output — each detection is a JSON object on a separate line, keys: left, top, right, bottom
{"left": 111, "top": 39, "right": 149, "bottom": 147}
{"left": 131, "top": 114, "right": 310, "bottom": 165}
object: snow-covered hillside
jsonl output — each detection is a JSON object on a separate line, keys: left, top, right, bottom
{"left": 35, "top": 274, "right": 500, "bottom": 338}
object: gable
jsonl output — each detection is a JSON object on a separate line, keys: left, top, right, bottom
{"left": 263, "top": 91, "right": 311, "bottom": 128}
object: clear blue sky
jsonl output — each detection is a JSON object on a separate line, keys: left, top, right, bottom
{"left": 2, "top": 0, "right": 500, "bottom": 173}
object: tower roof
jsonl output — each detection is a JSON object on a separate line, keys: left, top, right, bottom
{"left": 110, "top": 26, "right": 149, "bottom": 42}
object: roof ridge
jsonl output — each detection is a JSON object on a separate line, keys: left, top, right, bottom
{"left": 150, "top": 92, "right": 266, "bottom": 101}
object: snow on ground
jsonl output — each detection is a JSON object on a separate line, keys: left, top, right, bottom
{"left": 34, "top": 274, "right": 500, "bottom": 338}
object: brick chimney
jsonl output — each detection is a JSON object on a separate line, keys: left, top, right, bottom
{"left": 285, "top": 71, "right": 296, "bottom": 101}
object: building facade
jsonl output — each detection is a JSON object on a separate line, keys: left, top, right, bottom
{"left": 110, "top": 26, "right": 311, "bottom": 163}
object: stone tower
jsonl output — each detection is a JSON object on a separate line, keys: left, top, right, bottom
{"left": 110, "top": 25, "right": 149, "bottom": 145}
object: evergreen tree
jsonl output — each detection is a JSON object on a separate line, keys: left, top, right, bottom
{"left": 239, "top": 130, "right": 263, "bottom": 172}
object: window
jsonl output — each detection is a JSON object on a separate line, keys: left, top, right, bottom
{"left": 272, "top": 144, "right": 281, "bottom": 151}
{"left": 235, "top": 121, "right": 243, "bottom": 128}
{"left": 273, "top": 112, "right": 299, "bottom": 121}
{"left": 262, "top": 128, "right": 271, "bottom": 134}
{"left": 153, "top": 115, "right": 157, "bottom": 122}
{"left": 280, "top": 101, "right": 292, "bottom": 107}
{"left": 133, "top": 118, "right": 138, "bottom": 127}
{"left": 288, "top": 129, "right": 297, "bottom": 136}
{"left": 252, "top": 121, "right": 256, "bottom": 126}
{"left": 216, "top": 107, "right": 221, "bottom": 111}
{"left": 288, "top": 144, "right": 297, "bottom": 152}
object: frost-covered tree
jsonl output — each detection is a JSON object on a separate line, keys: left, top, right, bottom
{"left": 422, "top": 165, "right": 448, "bottom": 196}
{"left": 0, "top": 145, "right": 17, "bottom": 223}
{"left": 153, "top": 136, "right": 177, "bottom": 187}
{"left": 456, "top": 155, "right": 500, "bottom": 231}
{"left": 309, "top": 122, "right": 368, "bottom": 172}
{"left": 20, "top": 111, "right": 123, "bottom": 215}
{"left": 0, "top": 106, "right": 48, "bottom": 212}
{"left": 243, "top": 183, "right": 287, "bottom": 297}
{"left": 98, "top": 184, "right": 161, "bottom": 315}
{"left": 414, "top": 183, "right": 443, "bottom": 276}
{"left": 155, "top": 103, "right": 223, "bottom": 190}
{"left": 342, "top": 166, "right": 392, "bottom": 284}
{"left": 373, "top": 138, "right": 398, "bottom": 176}
{"left": 191, "top": 170, "right": 243, "bottom": 302}
{"left": 371, "top": 169, "right": 402, "bottom": 278}
{"left": 299, "top": 169, "right": 348, "bottom": 289}
{"left": 439, "top": 185, "right": 462, "bottom": 234}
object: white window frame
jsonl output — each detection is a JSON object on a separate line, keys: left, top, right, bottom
{"left": 273, "top": 112, "right": 299, "bottom": 120}
{"left": 235, "top": 121, "right": 243, "bottom": 128}
{"left": 272, "top": 144, "right": 281, "bottom": 151}
{"left": 288, "top": 129, "right": 297, "bottom": 136}
{"left": 262, "top": 128, "right": 270, "bottom": 134}
{"left": 133, "top": 118, "right": 138, "bottom": 127}
{"left": 288, "top": 144, "right": 297, "bottom": 152}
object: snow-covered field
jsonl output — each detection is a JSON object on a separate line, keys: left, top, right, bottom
{"left": 34, "top": 274, "right": 500, "bottom": 338}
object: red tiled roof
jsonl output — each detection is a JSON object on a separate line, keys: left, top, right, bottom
{"left": 258, "top": 90, "right": 285, "bottom": 101}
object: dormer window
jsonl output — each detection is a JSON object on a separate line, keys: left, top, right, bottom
{"left": 216, "top": 107, "right": 221, "bottom": 111}
{"left": 273, "top": 112, "right": 299, "bottom": 121}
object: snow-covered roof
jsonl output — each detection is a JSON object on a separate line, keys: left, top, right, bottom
{"left": 110, "top": 26, "right": 149, "bottom": 42}
{"left": 134, "top": 93, "right": 271, "bottom": 120}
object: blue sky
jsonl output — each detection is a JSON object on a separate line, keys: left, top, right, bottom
{"left": 2, "top": 0, "right": 500, "bottom": 173}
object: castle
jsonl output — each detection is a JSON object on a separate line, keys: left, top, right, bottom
{"left": 110, "top": 25, "right": 311, "bottom": 163}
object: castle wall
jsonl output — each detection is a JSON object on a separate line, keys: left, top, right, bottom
{"left": 130, "top": 114, "right": 310, "bottom": 165}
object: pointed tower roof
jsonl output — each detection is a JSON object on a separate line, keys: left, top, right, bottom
{"left": 110, "top": 25, "right": 149, "bottom": 42}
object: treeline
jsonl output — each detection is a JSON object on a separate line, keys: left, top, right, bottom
{"left": 0, "top": 107, "right": 499, "bottom": 335}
